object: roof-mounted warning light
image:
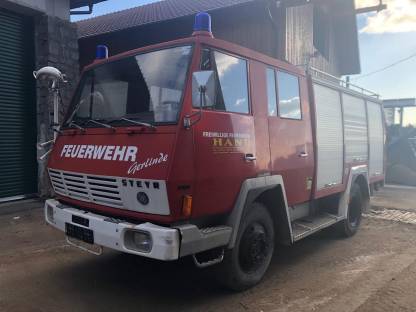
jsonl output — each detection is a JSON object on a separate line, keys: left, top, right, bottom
{"left": 96, "top": 45, "right": 109, "bottom": 60}
{"left": 193, "top": 12, "right": 214, "bottom": 37}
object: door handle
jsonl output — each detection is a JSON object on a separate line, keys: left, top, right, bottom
{"left": 298, "top": 152, "right": 308, "bottom": 158}
{"left": 245, "top": 154, "right": 257, "bottom": 162}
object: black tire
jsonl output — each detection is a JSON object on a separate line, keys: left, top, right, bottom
{"left": 215, "top": 202, "right": 274, "bottom": 291}
{"left": 336, "top": 183, "right": 363, "bottom": 237}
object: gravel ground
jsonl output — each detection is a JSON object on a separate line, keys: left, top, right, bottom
{"left": 1, "top": 186, "right": 416, "bottom": 312}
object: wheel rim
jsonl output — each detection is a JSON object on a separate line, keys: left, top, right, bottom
{"left": 348, "top": 193, "right": 361, "bottom": 228}
{"left": 238, "top": 222, "right": 271, "bottom": 274}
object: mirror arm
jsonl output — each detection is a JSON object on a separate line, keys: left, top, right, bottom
{"left": 184, "top": 86, "right": 206, "bottom": 129}
{"left": 52, "top": 127, "right": 63, "bottom": 135}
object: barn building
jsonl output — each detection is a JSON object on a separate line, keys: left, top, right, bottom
{"left": 0, "top": 0, "right": 385, "bottom": 203}
{"left": 77, "top": 0, "right": 365, "bottom": 77}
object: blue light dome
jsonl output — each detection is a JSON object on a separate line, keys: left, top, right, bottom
{"left": 96, "top": 45, "right": 109, "bottom": 60}
{"left": 193, "top": 12, "right": 212, "bottom": 33}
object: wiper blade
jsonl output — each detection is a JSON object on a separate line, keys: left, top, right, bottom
{"left": 86, "top": 119, "right": 116, "bottom": 131}
{"left": 120, "top": 118, "right": 156, "bottom": 130}
{"left": 68, "top": 121, "right": 86, "bottom": 132}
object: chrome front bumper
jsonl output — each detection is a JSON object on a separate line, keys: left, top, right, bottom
{"left": 44, "top": 199, "right": 180, "bottom": 260}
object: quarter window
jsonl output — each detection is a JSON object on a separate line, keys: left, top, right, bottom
{"left": 277, "top": 71, "right": 301, "bottom": 120}
{"left": 200, "top": 49, "right": 249, "bottom": 114}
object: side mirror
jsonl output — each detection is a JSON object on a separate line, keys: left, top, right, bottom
{"left": 33, "top": 66, "right": 66, "bottom": 83}
{"left": 192, "top": 70, "right": 215, "bottom": 108}
{"left": 33, "top": 66, "right": 66, "bottom": 161}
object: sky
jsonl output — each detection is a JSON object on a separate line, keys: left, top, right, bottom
{"left": 72, "top": 0, "right": 416, "bottom": 101}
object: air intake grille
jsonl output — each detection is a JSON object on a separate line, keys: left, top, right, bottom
{"left": 48, "top": 169, "right": 123, "bottom": 208}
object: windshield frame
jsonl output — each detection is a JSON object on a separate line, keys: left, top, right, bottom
{"left": 64, "top": 44, "right": 195, "bottom": 129}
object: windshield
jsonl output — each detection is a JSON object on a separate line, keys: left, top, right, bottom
{"left": 67, "top": 45, "right": 193, "bottom": 126}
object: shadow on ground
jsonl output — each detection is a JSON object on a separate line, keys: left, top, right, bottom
{"left": 38, "top": 230, "right": 340, "bottom": 311}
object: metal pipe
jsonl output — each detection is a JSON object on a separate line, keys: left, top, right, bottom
{"left": 39, "top": 149, "right": 52, "bottom": 162}
{"left": 400, "top": 107, "right": 404, "bottom": 127}
{"left": 52, "top": 81, "right": 60, "bottom": 141}
{"left": 309, "top": 66, "right": 380, "bottom": 98}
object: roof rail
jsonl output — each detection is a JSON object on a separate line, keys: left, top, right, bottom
{"left": 308, "top": 66, "right": 380, "bottom": 99}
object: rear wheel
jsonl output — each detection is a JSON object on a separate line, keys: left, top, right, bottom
{"left": 215, "top": 202, "right": 274, "bottom": 291}
{"left": 336, "top": 183, "right": 363, "bottom": 237}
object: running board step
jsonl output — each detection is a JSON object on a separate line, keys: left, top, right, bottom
{"left": 292, "top": 213, "right": 341, "bottom": 242}
{"left": 193, "top": 248, "right": 224, "bottom": 268}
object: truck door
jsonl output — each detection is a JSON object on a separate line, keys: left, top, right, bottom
{"left": 192, "top": 48, "right": 257, "bottom": 219}
{"left": 265, "top": 68, "right": 314, "bottom": 205}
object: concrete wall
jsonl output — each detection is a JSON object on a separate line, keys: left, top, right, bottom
{"left": 35, "top": 15, "right": 79, "bottom": 197}
{"left": 35, "top": 16, "right": 80, "bottom": 198}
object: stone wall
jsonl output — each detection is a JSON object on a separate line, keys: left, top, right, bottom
{"left": 34, "top": 15, "right": 79, "bottom": 197}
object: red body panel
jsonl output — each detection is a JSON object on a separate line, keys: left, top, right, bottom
{"left": 49, "top": 128, "right": 189, "bottom": 223}
{"left": 50, "top": 129, "right": 174, "bottom": 179}
{"left": 192, "top": 111, "right": 257, "bottom": 218}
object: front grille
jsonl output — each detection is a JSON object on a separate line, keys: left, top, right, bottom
{"left": 48, "top": 169, "right": 123, "bottom": 209}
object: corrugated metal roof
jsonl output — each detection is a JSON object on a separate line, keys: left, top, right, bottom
{"left": 76, "top": 0, "right": 257, "bottom": 38}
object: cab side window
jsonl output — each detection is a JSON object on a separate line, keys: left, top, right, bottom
{"left": 200, "top": 49, "right": 249, "bottom": 114}
{"left": 266, "top": 68, "right": 277, "bottom": 116}
{"left": 266, "top": 68, "right": 302, "bottom": 120}
{"left": 277, "top": 71, "right": 301, "bottom": 120}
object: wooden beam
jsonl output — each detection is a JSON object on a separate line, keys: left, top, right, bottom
{"left": 356, "top": 4, "right": 387, "bottom": 14}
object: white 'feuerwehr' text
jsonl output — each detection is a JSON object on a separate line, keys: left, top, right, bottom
{"left": 60, "top": 145, "right": 138, "bottom": 162}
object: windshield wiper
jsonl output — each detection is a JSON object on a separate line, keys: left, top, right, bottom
{"left": 86, "top": 119, "right": 116, "bottom": 131}
{"left": 119, "top": 118, "right": 156, "bottom": 130}
{"left": 68, "top": 121, "right": 86, "bottom": 132}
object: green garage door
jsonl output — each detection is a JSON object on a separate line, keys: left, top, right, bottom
{"left": 0, "top": 9, "right": 37, "bottom": 200}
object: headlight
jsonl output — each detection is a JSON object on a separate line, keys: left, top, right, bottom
{"left": 124, "top": 230, "right": 152, "bottom": 253}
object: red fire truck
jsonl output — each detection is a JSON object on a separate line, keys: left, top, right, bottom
{"left": 42, "top": 13, "right": 385, "bottom": 290}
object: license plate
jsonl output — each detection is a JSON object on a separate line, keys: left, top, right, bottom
{"left": 65, "top": 223, "right": 94, "bottom": 244}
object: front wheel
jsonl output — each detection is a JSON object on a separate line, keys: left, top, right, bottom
{"left": 215, "top": 202, "right": 274, "bottom": 291}
{"left": 336, "top": 183, "right": 364, "bottom": 237}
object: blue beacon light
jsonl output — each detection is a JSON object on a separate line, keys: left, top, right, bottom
{"left": 96, "top": 45, "right": 109, "bottom": 60}
{"left": 193, "top": 12, "right": 213, "bottom": 37}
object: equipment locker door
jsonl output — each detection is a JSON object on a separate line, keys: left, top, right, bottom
{"left": 367, "top": 101, "right": 384, "bottom": 177}
{"left": 312, "top": 82, "right": 344, "bottom": 191}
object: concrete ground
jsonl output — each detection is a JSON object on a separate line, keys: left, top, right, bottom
{"left": 1, "top": 186, "right": 416, "bottom": 312}
{"left": 372, "top": 184, "right": 416, "bottom": 212}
